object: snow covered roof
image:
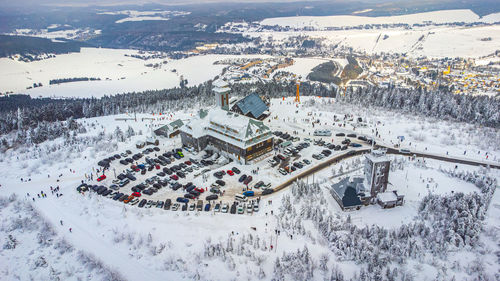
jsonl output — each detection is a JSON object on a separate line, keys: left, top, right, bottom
{"left": 365, "top": 149, "right": 390, "bottom": 163}
{"left": 377, "top": 191, "right": 398, "bottom": 203}
{"left": 233, "top": 93, "right": 269, "bottom": 119}
{"left": 213, "top": 87, "right": 230, "bottom": 93}
{"left": 180, "top": 107, "right": 272, "bottom": 148}
{"left": 212, "top": 79, "right": 229, "bottom": 88}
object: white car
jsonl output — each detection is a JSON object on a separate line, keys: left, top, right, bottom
{"left": 130, "top": 198, "right": 139, "bottom": 205}
{"left": 221, "top": 204, "right": 228, "bottom": 213}
{"left": 246, "top": 202, "right": 253, "bottom": 214}
{"left": 278, "top": 168, "right": 287, "bottom": 175}
{"left": 172, "top": 203, "right": 180, "bottom": 211}
{"left": 253, "top": 204, "right": 259, "bottom": 212}
{"left": 237, "top": 205, "right": 245, "bottom": 214}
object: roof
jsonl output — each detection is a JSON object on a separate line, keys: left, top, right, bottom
{"left": 180, "top": 107, "right": 272, "bottom": 148}
{"left": 234, "top": 93, "right": 268, "bottom": 119}
{"left": 212, "top": 79, "right": 229, "bottom": 88}
{"left": 365, "top": 149, "right": 391, "bottom": 163}
{"left": 377, "top": 191, "right": 398, "bottom": 203}
{"left": 213, "top": 87, "right": 230, "bottom": 94}
{"left": 170, "top": 119, "right": 184, "bottom": 130}
{"left": 331, "top": 177, "right": 364, "bottom": 208}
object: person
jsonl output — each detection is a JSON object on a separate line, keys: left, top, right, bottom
{"left": 69, "top": 228, "right": 72, "bottom": 233}
{"left": 60, "top": 220, "right": 63, "bottom": 226}
{"left": 270, "top": 245, "right": 273, "bottom": 251}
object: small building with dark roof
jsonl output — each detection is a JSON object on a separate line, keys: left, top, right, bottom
{"left": 154, "top": 119, "right": 184, "bottom": 138}
{"left": 231, "top": 93, "right": 269, "bottom": 120}
{"left": 330, "top": 177, "right": 369, "bottom": 211}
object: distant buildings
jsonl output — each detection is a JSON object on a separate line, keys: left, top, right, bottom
{"left": 330, "top": 149, "right": 404, "bottom": 211}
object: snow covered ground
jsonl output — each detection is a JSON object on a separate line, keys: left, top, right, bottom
{"left": 0, "top": 49, "right": 330, "bottom": 98}
{"left": 0, "top": 50, "right": 273, "bottom": 98}
{"left": 1, "top": 96, "right": 499, "bottom": 280}
{"left": 260, "top": 9, "right": 499, "bottom": 28}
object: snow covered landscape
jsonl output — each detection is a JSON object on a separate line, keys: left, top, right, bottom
{"left": 1, "top": 1, "right": 500, "bottom": 280}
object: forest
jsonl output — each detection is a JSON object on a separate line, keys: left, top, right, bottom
{"left": 0, "top": 80, "right": 499, "bottom": 148}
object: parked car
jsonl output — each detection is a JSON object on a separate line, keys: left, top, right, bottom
{"left": 243, "top": 176, "right": 253, "bottom": 185}
{"left": 177, "top": 197, "right": 189, "bottom": 203}
{"left": 206, "top": 194, "right": 218, "bottom": 201}
{"left": 231, "top": 167, "right": 241, "bottom": 174}
{"left": 227, "top": 170, "right": 234, "bottom": 176}
{"left": 243, "top": 190, "right": 254, "bottom": 197}
{"left": 163, "top": 199, "right": 172, "bottom": 210}
{"left": 221, "top": 204, "right": 228, "bottom": 213}
{"left": 97, "top": 175, "right": 106, "bottom": 182}
{"left": 204, "top": 203, "right": 211, "bottom": 212}
{"left": 262, "top": 188, "right": 274, "bottom": 195}
{"left": 336, "top": 133, "right": 345, "bottom": 137}
{"left": 238, "top": 174, "right": 247, "bottom": 183}
{"left": 138, "top": 199, "right": 147, "bottom": 207}
{"left": 215, "top": 179, "right": 225, "bottom": 186}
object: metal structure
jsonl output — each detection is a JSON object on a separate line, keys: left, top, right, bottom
{"left": 295, "top": 80, "right": 300, "bottom": 103}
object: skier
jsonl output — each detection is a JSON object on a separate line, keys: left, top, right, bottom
{"left": 69, "top": 228, "right": 72, "bottom": 233}
{"left": 60, "top": 220, "right": 63, "bottom": 226}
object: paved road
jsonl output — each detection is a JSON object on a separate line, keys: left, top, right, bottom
{"left": 258, "top": 145, "right": 499, "bottom": 196}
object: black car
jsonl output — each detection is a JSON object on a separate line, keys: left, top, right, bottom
{"left": 190, "top": 190, "right": 200, "bottom": 197}
{"left": 184, "top": 193, "right": 195, "bottom": 199}
{"left": 186, "top": 186, "right": 195, "bottom": 193}
{"left": 182, "top": 204, "right": 188, "bottom": 211}
{"left": 119, "top": 160, "right": 128, "bottom": 165}
{"left": 141, "top": 169, "right": 146, "bottom": 175}
{"left": 171, "top": 183, "right": 182, "bottom": 191}
{"left": 232, "top": 167, "right": 241, "bottom": 174}
{"left": 336, "top": 133, "right": 345, "bottom": 137}
{"left": 163, "top": 167, "right": 173, "bottom": 175}
{"left": 113, "top": 193, "right": 124, "bottom": 200}
{"left": 347, "top": 133, "right": 357, "bottom": 138}
{"left": 118, "top": 194, "right": 128, "bottom": 202}
{"left": 206, "top": 194, "right": 218, "bottom": 201}
{"left": 322, "top": 149, "right": 332, "bottom": 156}
{"left": 125, "top": 158, "right": 134, "bottom": 163}
{"left": 138, "top": 199, "right": 147, "bottom": 207}
{"left": 230, "top": 204, "right": 237, "bottom": 214}
{"left": 358, "top": 136, "right": 368, "bottom": 141}
{"left": 262, "top": 188, "right": 274, "bottom": 195}
{"left": 164, "top": 199, "right": 172, "bottom": 210}
{"left": 153, "top": 147, "right": 160, "bottom": 152}
{"left": 97, "top": 160, "right": 110, "bottom": 168}
{"left": 114, "top": 154, "right": 121, "bottom": 159}
{"left": 132, "top": 154, "right": 141, "bottom": 160}
{"left": 157, "top": 172, "right": 166, "bottom": 177}
{"left": 216, "top": 179, "right": 226, "bottom": 186}
{"left": 176, "top": 171, "right": 186, "bottom": 178}
{"left": 102, "top": 189, "right": 113, "bottom": 196}
{"left": 126, "top": 174, "right": 136, "bottom": 181}
{"left": 335, "top": 145, "right": 341, "bottom": 151}
{"left": 117, "top": 173, "right": 126, "bottom": 180}
{"left": 126, "top": 150, "right": 132, "bottom": 154}
{"left": 238, "top": 174, "right": 247, "bottom": 183}
{"left": 341, "top": 145, "right": 348, "bottom": 150}
{"left": 341, "top": 139, "right": 351, "bottom": 145}
{"left": 293, "top": 162, "right": 303, "bottom": 169}
{"left": 131, "top": 186, "right": 142, "bottom": 193}
{"left": 97, "top": 186, "right": 107, "bottom": 195}
{"left": 143, "top": 189, "right": 153, "bottom": 195}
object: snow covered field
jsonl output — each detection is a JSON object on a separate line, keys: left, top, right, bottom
{"left": 0, "top": 49, "right": 330, "bottom": 98}
{"left": 0, "top": 50, "right": 273, "bottom": 98}
{"left": 260, "top": 9, "right": 500, "bottom": 28}
{"left": 1, "top": 96, "right": 499, "bottom": 280}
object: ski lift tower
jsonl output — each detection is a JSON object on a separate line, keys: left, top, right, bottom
{"left": 295, "top": 80, "right": 300, "bottom": 103}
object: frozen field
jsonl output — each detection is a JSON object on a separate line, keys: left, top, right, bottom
{"left": 260, "top": 9, "right": 500, "bottom": 28}
{"left": 0, "top": 96, "right": 499, "bottom": 280}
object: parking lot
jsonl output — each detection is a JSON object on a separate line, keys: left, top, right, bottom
{"left": 77, "top": 126, "right": 371, "bottom": 215}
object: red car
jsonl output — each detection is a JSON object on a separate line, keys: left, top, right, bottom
{"left": 170, "top": 174, "right": 179, "bottom": 180}
{"left": 132, "top": 192, "right": 141, "bottom": 197}
{"left": 155, "top": 164, "right": 160, "bottom": 170}
{"left": 227, "top": 170, "right": 234, "bottom": 176}
{"left": 131, "top": 165, "right": 137, "bottom": 169}
{"left": 195, "top": 187, "right": 205, "bottom": 193}
{"left": 97, "top": 175, "right": 106, "bottom": 182}
{"left": 185, "top": 161, "right": 192, "bottom": 165}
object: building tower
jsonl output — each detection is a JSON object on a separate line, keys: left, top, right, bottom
{"left": 364, "top": 150, "right": 391, "bottom": 197}
{"left": 213, "top": 79, "right": 230, "bottom": 110}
